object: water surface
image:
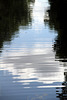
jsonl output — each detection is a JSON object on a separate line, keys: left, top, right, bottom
{"left": 0, "top": 0, "right": 67, "bottom": 100}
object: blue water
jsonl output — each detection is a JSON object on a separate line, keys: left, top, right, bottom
{"left": 0, "top": 0, "right": 66, "bottom": 100}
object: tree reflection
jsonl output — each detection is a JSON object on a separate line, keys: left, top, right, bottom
{"left": 47, "top": 0, "right": 67, "bottom": 100}
{"left": 0, "top": 0, "right": 34, "bottom": 50}
{"left": 47, "top": 0, "right": 67, "bottom": 61}
{"left": 56, "top": 72, "right": 67, "bottom": 100}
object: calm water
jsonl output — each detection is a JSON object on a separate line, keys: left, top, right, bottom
{"left": 0, "top": 0, "right": 67, "bottom": 100}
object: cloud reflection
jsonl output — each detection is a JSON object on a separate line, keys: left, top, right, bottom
{"left": 1, "top": 49, "right": 64, "bottom": 85}
{"left": 0, "top": 0, "right": 65, "bottom": 99}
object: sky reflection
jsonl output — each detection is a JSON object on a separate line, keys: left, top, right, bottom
{"left": 0, "top": 0, "right": 65, "bottom": 100}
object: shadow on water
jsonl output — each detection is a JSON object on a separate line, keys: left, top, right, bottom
{"left": 45, "top": 0, "right": 67, "bottom": 99}
{"left": 0, "top": 0, "right": 34, "bottom": 51}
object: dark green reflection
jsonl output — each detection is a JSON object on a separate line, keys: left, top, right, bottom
{"left": 0, "top": 0, "right": 34, "bottom": 50}
{"left": 47, "top": 1, "right": 67, "bottom": 99}
{"left": 56, "top": 72, "right": 67, "bottom": 99}
{"left": 47, "top": 0, "right": 67, "bottom": 61}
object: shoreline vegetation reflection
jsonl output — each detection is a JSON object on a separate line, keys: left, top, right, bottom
{"left": 0, "top": 0, "right": 35, "bottom": 51}
{"left": 46, "top": 0, "right": 67, "bottom": 99}
{"left": 48, "top": 0, "right": 67, "bottom": 61}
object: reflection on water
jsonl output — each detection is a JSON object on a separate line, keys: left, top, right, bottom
{"left": 0, "top": 0, "right": 67, "bottom": 100}
{"left": 48, "top": 0, "right": 67, "bottom": 99}
{"left": 0, "top": 0, "right": 32, "bottom": 51}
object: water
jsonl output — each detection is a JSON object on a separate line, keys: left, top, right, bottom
{"left": 0, "top": 0, "right": 67, "bottom": 100}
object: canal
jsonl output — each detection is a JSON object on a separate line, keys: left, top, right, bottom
{"left": 0, "top": 0, "right": 67, "bottom": 100}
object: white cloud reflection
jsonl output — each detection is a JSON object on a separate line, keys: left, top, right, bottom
{"left": 0, "top": 46, "right": 64, "bottom": 85}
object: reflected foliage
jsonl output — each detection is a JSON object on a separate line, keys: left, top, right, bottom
{"left": 56, "top": 72, "right": 67, "bottom": 100}
{"left": 0, "top": 0, "right": 34, "bottom": 49}
{"left": 47, "top": 1, "right": 67, "bottom": 99}
{"left": 48, "top": 0, "right": 67, "bottom": 60}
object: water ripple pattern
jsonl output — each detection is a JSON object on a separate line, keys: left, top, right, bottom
{"left": 0, "top": 0, "right": 65, "bottom": 100}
